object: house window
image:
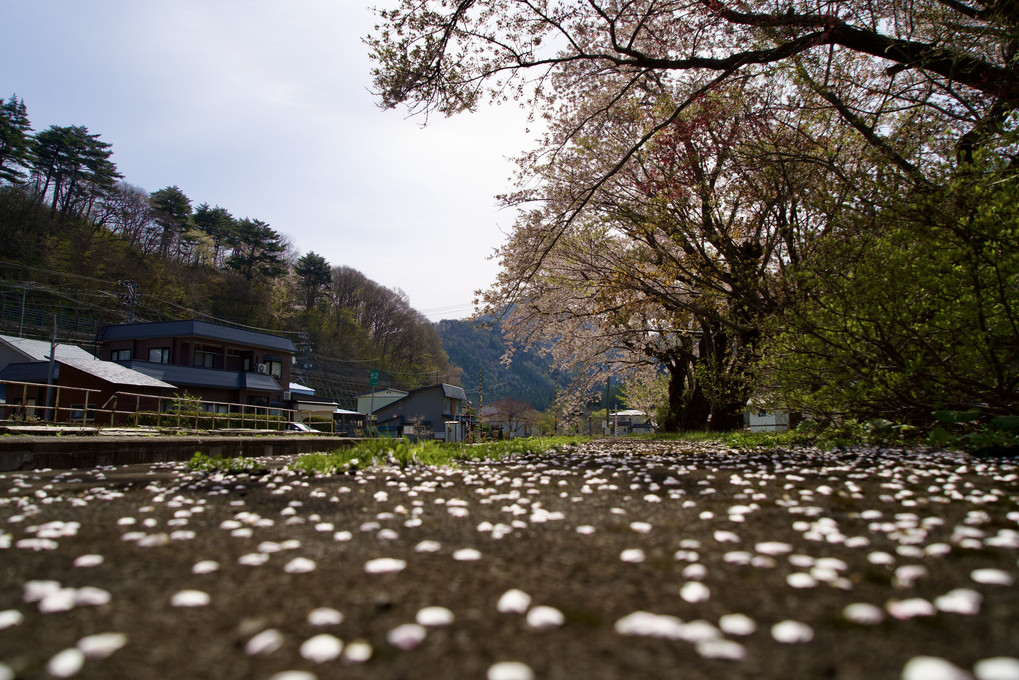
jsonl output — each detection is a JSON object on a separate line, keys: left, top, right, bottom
{"left": 194, "top": 344, "right": 219, "bottom": 368}
{"left": 148, "top": 348, "right": 170, "bottom": 364}
{"left": 266, "top": 360, "right": 282, "bottom": 380}
{"left": 226, "top": 349, "right": 253, "bottom": 372}
{"left": 110, "top": 349, "right": 131, "bottom": 361}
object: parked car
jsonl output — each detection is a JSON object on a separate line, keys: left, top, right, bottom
{"left": 286, "top": 422, "right": 315, "bottom": 433}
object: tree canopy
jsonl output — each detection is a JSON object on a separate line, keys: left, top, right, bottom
{"left": 371, "top": 0, "right": 1019, "bottom": 428}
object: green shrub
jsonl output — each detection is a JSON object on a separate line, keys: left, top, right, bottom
{"left": 188, "top": 451, "right": 266, "bottom": 474}
{"left": 289, "top": 436, "right": 589, "bottom": 475}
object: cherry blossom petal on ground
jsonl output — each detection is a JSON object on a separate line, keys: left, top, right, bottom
{"left": 614, "top": 611, "right": 685, "bottom": 639}
{"left": 245, "top": 629, "right": 284, "bottom": 656}
{"left": 0, "top": 610, "right": 24, "bottom": 630}
{"left": 300, "top": 634, "right": 343, "bottom": 663}
{"left": 900, "top": 656, "right": 973, "bottom": 680}
{"left": 696, "top": 638, "right": 746, "bottom": 661}
{"left": 307, "top": 607, "right": 344, "bottom": 626}
{"left": 170, "top": 590, "right": 210, "bottom": 608}
{"left": 974, "top": 657, "right": 1019, "bottom": 680}
{"left": 771, "top": 620, "right": 814, "bottom": 643}
{"left": 488, "top": 661, "right": 535, "bottom": 680}
{"left": 77, "top": 632, "right": 128, "bottom": 659}
{"left": 269, "top": 673, "right": 317, "bottom": 680}
{"left": 192, "top": 560, "right": 219, "bottom": 575}
{"left": 842, "top": 603, "right": 885, "bottom": 625}
{"left": 364, "top": 558, "right": 406, "bottom": 574}
{"left": 971, "top": 569, "right": 1014, "bottom": 586}
{"left": 387, "top": 623, "right": 427, "bottom": 650}
{"left": 887, "top": 598, "right": 935, "bottom": 620}
{"left": 526, "top": 606, "right": 565, "bottom": 629}
{"left": 416, "top": 606, "right": 455, "bottom": 627}
{"left": 680, "top": 581, "right": 710, "bottom": 603}
{"left": 620, "top": 548, "right": 645, "bottom": 563}
{"left": 719, "top": 613, "right": 757, "bottom": 636}
{"left": 46, "top": 648, "right": 85, "bottom": 679}
{"left": 935, "top": 589, "right": 982, "bottom": 615}
{"left": 73, "top": 554, "right": 104, "bottom": 568}
{"left": 284, "top": 557, "right": 317, "bottom": 574}
{"left": 497, "top": 589, "right": 532, "bottom": 614}
{"left": 342, "top": 640, "right": 373, "bottom": 664}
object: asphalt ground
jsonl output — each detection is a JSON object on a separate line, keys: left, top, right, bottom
{"left": 1, "top": 439, "right": 1017, "bottom": 680}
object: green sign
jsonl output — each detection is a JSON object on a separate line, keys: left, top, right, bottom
{"left": 369, "top": 369, "right": 380, "bottom": 386}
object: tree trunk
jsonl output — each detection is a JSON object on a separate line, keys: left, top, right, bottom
{"left": 662, "top": 359, "right": 710, "bottom": 432}
{"left": 708, "top": 402, "right": 746, "bottom": 432}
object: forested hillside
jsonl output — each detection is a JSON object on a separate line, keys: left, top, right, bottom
{"left": 0, "top": 95, "right": 457, "bottom": 409}
{"left": 437, "top": 319, "right": 555, "bottom": 411}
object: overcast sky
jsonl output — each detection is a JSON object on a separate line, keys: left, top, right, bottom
{"left": 3, "top": 1, "right": 534, "bottom": 321}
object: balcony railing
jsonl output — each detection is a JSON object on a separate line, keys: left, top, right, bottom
{"left": 0, "top": 380, "right": 336, "bottom": 434}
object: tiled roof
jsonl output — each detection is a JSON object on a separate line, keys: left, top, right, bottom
{"left": 441, "top": 384, "right": 467, "bottom": 401}
{"left": 0, "top": 335, "right": 96, "bottom": 363}
{"left": 60, "top": 356, "right": 176, "bottom": 389}
{"left": 0, "top": 357, "right": 174, "bottom": 390}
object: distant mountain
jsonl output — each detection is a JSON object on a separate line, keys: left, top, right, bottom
{"left": 437, "top": 318, "right": 556, "bottom": 411}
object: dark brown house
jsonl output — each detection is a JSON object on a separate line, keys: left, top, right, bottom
{"left": 98, "top": 320, "right": 297, "bottom": 410}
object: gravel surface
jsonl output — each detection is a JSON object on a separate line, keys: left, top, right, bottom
{"left": 1, "top": 439, "right": 1018, "bottom": 680}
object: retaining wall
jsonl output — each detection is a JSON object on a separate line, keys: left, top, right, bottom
{"left": 0, "top": 435, "right": 358, "bottom": 472}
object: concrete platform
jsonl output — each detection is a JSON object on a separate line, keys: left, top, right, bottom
{"left": 0, "top": 433, "right": 358, "bottom": 471}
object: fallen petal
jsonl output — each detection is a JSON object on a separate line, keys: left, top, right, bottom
{"left": 300, "top": 634, "right": 343, "bottom": 663}
{"left": 771, "top": 620, "right": 813, "bottom": 643}
{"left": 901, "top": 655, "right": 972, "bottom": 680}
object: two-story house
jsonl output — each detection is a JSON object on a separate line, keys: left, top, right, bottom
{"left": 98, "top": 320, "right": 297, "bottom": 411}
{"left": 367, "top": 383, "right": 468, "bottom": 441}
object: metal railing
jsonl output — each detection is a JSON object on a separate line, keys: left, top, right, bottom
{"left": 0, "top": 380, "right": 336, "bottom": 434}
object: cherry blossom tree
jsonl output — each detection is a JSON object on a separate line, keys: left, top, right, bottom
{"left": 476, "top": 83, "right": 855, "bottom": 429}
{"left": 370, "top": 0, "right": 1018, "bottom": 429}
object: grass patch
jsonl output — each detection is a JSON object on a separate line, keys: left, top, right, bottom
{"left": 188, "top": 451, "right": 266, "bottom": 474}
{"left": 289, "top": 436, "right": 588, "bottom": 475}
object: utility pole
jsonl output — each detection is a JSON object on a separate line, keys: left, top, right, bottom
{"left": 19, "top": 282, "right": 27, "bottom": 337}
{"left": 298, "top": 332, "right": 311, "bottom": 384}
{"left": 605, "top": 374, "right": 611, "bottom": 436}
{"left": 46, "top": 315, "right": 57, "bottom": 422}
{"left": 118, "top": 281, "right": 139, "bottom": 323}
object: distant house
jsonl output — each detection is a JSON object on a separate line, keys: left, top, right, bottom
{"left": 356, "top": 388, "right": 408, "bottom": 416}
{"left": 288, "top": 382, "right": 340, "bottom": 426}
{"left": 98, "top": 319, "right": 296, "bottom": 411}
{"left": 0, "top": 334, "right": 175, "bottom": 423}
{"left": 745, "top": 409, "right": 791, "bottom": 432}
{"left": 482, "top": 398, "right": 540, "bottom": 438}
{"left": 367, "top": 383, "right": 468, "bottom": 441}
{"left": 604, "top": 409, "right": 657, "bottom": 436}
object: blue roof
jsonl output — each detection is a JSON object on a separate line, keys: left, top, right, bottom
{"left": 98, "top": 320, "right": 296, "bottom": 353}
{"left": 122, "top": 360, "right": 283, "bottom": 393}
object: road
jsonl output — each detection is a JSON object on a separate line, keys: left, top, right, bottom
{"left": 1, "top": 439, "right": 1017, "bottom": 679}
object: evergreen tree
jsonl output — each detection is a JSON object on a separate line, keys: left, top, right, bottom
{"left": 193, "top": 203, "right": 237, "bottom": 267}
{"left": 31, "top": 125, "right": 119, "bottom": 219}
{"left": 0, "top": 94, "right": 32, "bottom": 185}
{"left": 149, "top": 185, "right": 193, "bottom": 261}
{"left": 294, "top": 251, "right": 332, "bottom": 310}
{"left": 226, "top": 218, "right": 286, "bottom": 281}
